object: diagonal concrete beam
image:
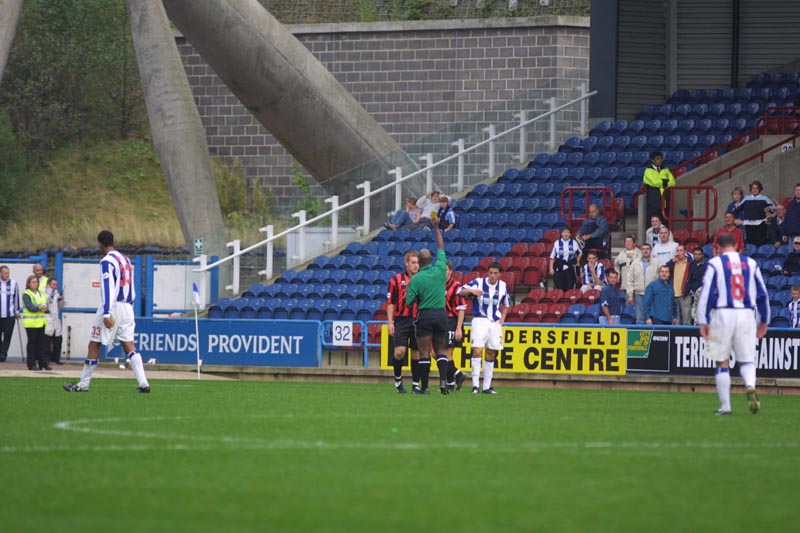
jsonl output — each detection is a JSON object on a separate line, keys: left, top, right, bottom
{"left": 125, "top": 0, "right": 226, "bottom": 258}
{"left": 0, "top": 0, "right": 25, "bottom": 85}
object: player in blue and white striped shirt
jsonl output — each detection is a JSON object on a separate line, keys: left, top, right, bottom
{"left": 64, "top": 230, "right": 150, "bottom": 393}
{"left": 696, "top": 233, "right": 768, "bottom": 415}
{"left": 459, "top": 262, "right": 510, "bottom": 394}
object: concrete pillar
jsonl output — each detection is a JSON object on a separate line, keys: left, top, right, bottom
{"left": 125, "top": 0, "right": 226, "bottom": 259}
{"left": 0, "top": 0, "right": 25, "bottom": 85}
{"left": 161, "top": 0, "right": 414, "bottom": 202}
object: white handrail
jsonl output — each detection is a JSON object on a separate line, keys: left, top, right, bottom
{"left": 196, "top": 89, "right": 597, "bottom": 283}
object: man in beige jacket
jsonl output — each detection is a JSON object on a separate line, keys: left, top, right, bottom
{"left": 626, "top": 243, "right": 661, "bottom": 324}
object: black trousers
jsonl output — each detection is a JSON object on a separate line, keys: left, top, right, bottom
{"left": 0, "top": 317, "right": 14, "bottom": 361}
{"left": 48, "top": 335, "right": 63, "bottom": 363}
{"left": 25, "top": 327, "right": 49, "bottom": 369}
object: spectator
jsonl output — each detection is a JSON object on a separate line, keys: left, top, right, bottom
{"left": 598, "top": 270, "right": 622, "bottom": 325}
{"left": 766, "top": 203, "right": 789, "bottom": 247}
{"left": 614, "top": 235, "right": 642, "bottom": 292}
{"left": 713, "top": 212, "right": 745, "bottom": 254}
{"left": 415, "top": 191, "right": 441, "bottom": 228}
{"left": 580, "top": 251, "right": 606, "bottom": 293}
{"left": 787, "top": 285, "right": 800, "bottom": 328}
{"left": 436, "top": 196, "right": 456, "bottom": 232}
{"left": 45, "top": 278, "right": 65, "bottom": 365}
{"left": 642, "top": 151, "right": 676, "bottom": 224}
{"left": 783, "top": 183, "right": 800, "bottom": 240}
{"left": 726, "top": 186, "right": 745, "bottom": 214}
{"left": 643, "top": 265, "right": 678, "bottom": 325}
{"left": 32, "top": 263, "right": 49, "bottom": 295}
{"left": 549, "top": 227, "right": 582, "bottom": 290}
{"left": 783, "top": 236, "right": 800, "bottom": 276}
{"left": 651, "top": 225, "right": 678, "bottom": 265}
{"left": 21, "top": 275, "right": 50, "bottom": 371}
{"left": 384, "top": 196, "right": 421, "bottom": 230}
{"left": 666, "top": 244, "right": 695, "bottom": 325}
{"left": 645, "top": 215, "right": 672, "bottom": 247}
{"left": 627, "top": 244, "right": 661, "bottom": 325}
{"left": 577, "top": 204, "right": 608, "bottom": 256}
{"left": 733, "top": 180, "right": 775, "bottom": 246}
{"left": 688, "top": 248, "right": 708, "bottom": 324}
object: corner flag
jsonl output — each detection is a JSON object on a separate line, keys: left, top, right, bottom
{"left": 192, "top": 283, "right": 203, "bottom": 307}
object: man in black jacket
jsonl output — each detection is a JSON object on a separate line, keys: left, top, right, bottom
{"left": 783, "top": 236, "right": 800, "bottom": 276}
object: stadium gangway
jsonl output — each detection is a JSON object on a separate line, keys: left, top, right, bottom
{"left": 194, "top": 89, "right": 597, "bottom": 298}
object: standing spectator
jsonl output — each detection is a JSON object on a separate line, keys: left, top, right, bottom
{"left": 645, "top": 215, "right": 672, "bottom": 247}
{"left": 782, "top": 236, "right": 800, "bottom": 276}
{"left": 688, "top": 248, "right": 708, "bottom": 324}
{"left": 666, "top": 244, "right": 695, "bottom": 325}
{"left": 614, "top": 235, "right": 642, "bottom": 292}
{"left": 436, "top": 196, "right": 457, "bottom": 232}
{"left": 598, "top": 270, "right": 622, "bottom": 325}
{"left": 385, "top": 250, "right": 420, "bottom": 394}
{"left": 32, "top": 263, "right": 49, "bottom": 294}
{"left": 733, "top": 180, "right": 775, "bottom": 246}
{"left": 459, "top": 262, "right": 511, "bottom": 394}
{"left": 444, "top": 261, "right": 468, "bottom": 391}
{"left": 766, "top": 203, "right": 788, "bottom": 247}
{"left": 580, "top": 251, "right": 606, "bottom": 293}
{"left": 697, "top": 232, "right": 769, "bottom": 415}
{"left": 651, "top": 225, "right": 678, "bottom": 265}
{"left": 384, "top": 196, "right": 421, "bottom": 230}
{"left": 63, "top": 230, "right": 150, "bottom": 393}
{"left": 577, "top": 204, "right": 608, "bottom": 256}
{"left": 0, "top": 265, "right": 21, "bottom": 363}
{"left": 642, "top": 151, "right": 676, "bottom": 224}
{"left": 22, "top": 275, "right": 50, "bottom": 371}
{"left": 787, "top": 285, "right": 800, "bottom": 328}
{"left": 549, "top": 227, "right": 582, "bottom": 290}
{"left": 627, "top": 244, "right": 661, "bottom": 325}
{"left": 45, "top": 278, "right": 65, "bottom": 365}
{"left": 643, "top": 265, "right": 678, "bottom": 325}
{"left": 405, "top": 223, "right": 450, "bottom": 394}
{"left": 726, "top": 186, "right": 745, "bottom": 214}
{"left": 713, "top": 212, "right": 745, "bottom": 254}
{"left": 415, "top": 191, "right": 441, "bottom": 229}
{"left": 783, "top": 183, "right": 800, "bottom": 241}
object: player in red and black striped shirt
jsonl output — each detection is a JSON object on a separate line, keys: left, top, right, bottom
{"left": 445, "top": 261, "right": 468, "bottom": 391}
{"left": 386, "top": 250, "right": 420, "bottom": 393}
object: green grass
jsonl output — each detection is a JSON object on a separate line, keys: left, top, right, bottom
{"left": 1, "top": 378, "right": 797, "bottom": 532}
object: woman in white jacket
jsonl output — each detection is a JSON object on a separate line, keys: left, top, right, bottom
{"left": 45, "top": 278, "right": 65, "bottom": 365}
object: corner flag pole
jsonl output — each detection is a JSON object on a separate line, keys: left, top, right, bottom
{"left": 192, "top": 283, "right": 202, "bottom": 380}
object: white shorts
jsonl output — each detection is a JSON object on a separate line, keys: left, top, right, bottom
{"left": 470, "top": 317, "right": 503, "bottom": 351}
{"left": 702, "top": 308, "right": 757, "bottom": 363}
{"left": 90, "top": 303, "right": 135, "bottom": 346}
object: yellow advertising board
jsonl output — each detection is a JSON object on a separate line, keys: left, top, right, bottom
{"left": 379, "top": 324, "right": 627, "bottom": 375}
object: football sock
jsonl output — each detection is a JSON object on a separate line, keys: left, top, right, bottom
{"left": 78, "top": 358, "right": 98, "bottom": 389}
{"left": 411, "top": 358, "right": 420, "bottom": 388}
{"left": 483, "top": 359, "right": 495, "bottom": 390}
{"left": 471, "top": 357, "right": 481, "bottom": 388}
{"left": 715, "top": 367, "right": 731, "bottom": 411}
{"left": 418, "top": 357, "right": 430, "bottom": 389}
{"left": 739, "top": 362, "right": 756, "bottom": 390}
{"left": 127, "top": 351, "right": 149, "bottom": 388}
{"left": 447, "top": 360, "right": 457, "bottom": 383}
{"left": 436, "top": 356, "right": 448, "bottom": 384}
{"left": 392, "top": 357, "right": 404, "bottom": 381}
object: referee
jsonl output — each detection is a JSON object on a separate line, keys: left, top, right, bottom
{"left": 406, "top": 221, "right": 450, "bottom": 395}
{"left": 697, "top": 232, "right": 769, "bottom": 415}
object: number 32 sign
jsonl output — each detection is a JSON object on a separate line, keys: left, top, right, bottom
{"left": 331, "top": 321, "right": 354, "bottom": 346}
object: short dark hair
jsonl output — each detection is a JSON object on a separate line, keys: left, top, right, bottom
{"left": 717, "top": 232, "right": 736, "bottom": 249}
{"left": 650, "top": 151, "right": 663, "bottom": 160}
{"left": 488, "top": 261, "right": 503, "bottom": 272}
{"left": 97, "top": 230, "right": 114, "bottom": 247}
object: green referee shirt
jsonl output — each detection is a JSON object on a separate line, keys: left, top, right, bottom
{"left": 406, "top": 249, "right": 446, "bottom": 309}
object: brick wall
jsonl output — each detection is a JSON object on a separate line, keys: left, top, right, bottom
{"left": 177, "top": 18, "right": 590, "bottom": 215}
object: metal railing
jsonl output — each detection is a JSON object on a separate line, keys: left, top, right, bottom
{"left": 195, "top": 88, "right": 597, "bottom": 297}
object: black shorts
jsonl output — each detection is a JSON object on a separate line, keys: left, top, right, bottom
{"left": 414, "top": 308, "right": 449, "bottom": 338}
{"left": 391, "top": 317, "right": 418, "bottom": 351}
{"left": 446, "top": 316, "right": 464, "bottom": 348}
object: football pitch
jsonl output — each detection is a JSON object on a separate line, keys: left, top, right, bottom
{"left": 1, "top": 377, "right": 797, "bottom": 532}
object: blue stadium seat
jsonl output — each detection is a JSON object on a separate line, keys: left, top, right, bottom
{"left": 239, "top": 306, "right": 257, "bottom": 320}
{"left": 622, "top": 119, "right": 645, "bottom": 136}
{"left": 207, "top": 305, "right": 224, "bottom": 319}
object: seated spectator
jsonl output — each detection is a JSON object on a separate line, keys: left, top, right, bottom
{"left": 384, "top": 196, "right": 422, "bottom": 230}
{"left": 614, "top": 235, "right": 641, "bottom": 292}
{"left": 549, "top": 227, "right": 582, "bottom": 290}
{"left": 436, "top": 196, "right": 456, "bottom": 232}
{"left": 598, "top": 270, "right": 622, "bottom": 325}
{"left": 577, "top": 204, "right": 608, "bottom": 256}
{"left": 726, "top": 186, "right": 745, "bottom": 214}
{"left": 651, "top": 225, "right": 678, "bottom": 265}
{"left": 732, "top": 180, "right": 775, "bottom": 246}
{"left": 766, "top": 203, "right": 789, "bottom": 247}
{"left": 783, "top": 236, "right": 800, "bottom": 276}
{"left": 713, "top": 212, "right": 745, "bottom": 254}
{"left": 645, "top": 215, "right": 672, "bottom": 247}
{"left": 580, "top": 251, "right": 606, "bottom": 293}
{"left": 415, "top": 191, "right": 441, "bottom": 228}
{"left": 787, "top": 285, "right": 800, "bottom": 328}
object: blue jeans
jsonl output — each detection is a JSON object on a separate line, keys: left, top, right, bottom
{"left": 633, "top": 293, "right": 645, "bottom": 325}
{"left": 391, "top": 210, "right": 413, "bottom": 228}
